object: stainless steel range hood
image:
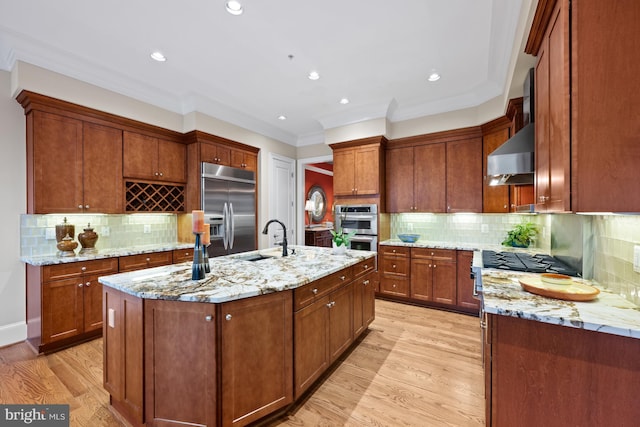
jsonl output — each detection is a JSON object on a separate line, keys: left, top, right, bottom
{"left": 486, "top": 123, "right": 535, "bottom": 185}
{"left": 487, "top": 68, "right": 535, "bottom": 186}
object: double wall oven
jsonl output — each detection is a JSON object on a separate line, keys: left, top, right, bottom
{"left": 334, "top": 204, "right": 378, "bottom": 251}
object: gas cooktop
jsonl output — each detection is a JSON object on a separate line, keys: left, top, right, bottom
{"left": 482, "top": 250, "right": 579, "bottom": 277}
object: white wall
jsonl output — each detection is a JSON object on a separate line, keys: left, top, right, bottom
{"left": 0, "top": 69, "right": 27, "bottom": 346}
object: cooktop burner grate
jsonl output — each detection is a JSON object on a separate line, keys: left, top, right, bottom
{"left": 482, "top": 250, "right": 579, "bottom": 276}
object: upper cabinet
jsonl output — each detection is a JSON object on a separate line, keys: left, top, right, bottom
{"left": 331, "top": 138, "right": 386, "bottom": 198}
{"left": 527, "top": 0, "right": 640, "bottom": 212}
{"left": 20, "top": 98, "right": 123, "bottom": 214}
{"left": 386, "top": 128, "right": 482, "bottom": 213}
{"left": 123, "top": 131, "right": 186, "bottom": 183}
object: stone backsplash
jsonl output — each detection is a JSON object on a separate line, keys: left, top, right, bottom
{"left": 21, "top": 214, "right": 177, "bottom": 257}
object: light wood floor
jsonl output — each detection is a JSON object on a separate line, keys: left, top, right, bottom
{"left": 0, "top": 300, "right": 484, "bottom": 426}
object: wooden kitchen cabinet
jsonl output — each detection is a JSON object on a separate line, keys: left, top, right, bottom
{"left": 27, "top": 258, "right": 118, "bottom": 353}
{"left": 123, "top": 131, "right": 186, "bottom": 183}
{"left": 220, "top": 291, "right": 293, "bottom": 427}
{"left": 482, "top": 124, "right": 511, "bottom": 213}
{"left": 305, "top": 228, "right": 332, "bottom": 247}
{"left": 410, "top": 248, "right": 456, "bottom": 305}
{"left": 386, "top": 128, "right": 482, "bottom": 213}
{"left": 230, "top": 149, "right": 257, "bottom": 171}
{"left": 172, "top": 248, "right": 194, "bottom": 263}
{"left": 486, "top": 314, "right": 640, "bottom": 426}
{"left": 103, "top": 286, "right": 144, "bottom": 425}
{"left": 118, "top": 251, "right": 173, "bottom": 272}
{"left": 25, "top": 110, "right": 123, "bottom": 214}
{"left": 201, "top": 141, "right": 231, "bottom": 166}
{"left": 379, "top": 246, "right": 410, "bottom": 298}
{"left": 293, "top": 269, "right": 355, "bottom": 398}
{"left": 352, "top": 260, "right": 376, "bottom": 338}
{"left": 527, "top": 0, "right": 640, "bottom": 212}
{"left": 456, "top": 250, "right": 480, "bottom": 313}
{"left": 331, "top": 137, "right": 386, "bottom": 198}
{"left": 144, "top": 298, "right": 217, "bottom": 427}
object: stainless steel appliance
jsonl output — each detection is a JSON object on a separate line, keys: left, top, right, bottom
{"left": 201, "top": 163, "right": 256, "bottom": 257}
{"left": 335, "top": 204, "right": 378, "bottom": 251}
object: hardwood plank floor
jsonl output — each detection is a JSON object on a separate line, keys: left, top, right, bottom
{"left": 0, "top": 300, "right": 484, "bottom": 426}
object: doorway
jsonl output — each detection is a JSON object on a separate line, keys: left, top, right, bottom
{"left": 296, "top": 154, "right": 333, "bottom": 245}
{"left": 267, "top": 153, "right": 296, "bottom": 248}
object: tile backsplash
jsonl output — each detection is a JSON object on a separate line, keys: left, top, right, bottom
{"left": 21, "top": 214, "right": 177, "bottom": 257}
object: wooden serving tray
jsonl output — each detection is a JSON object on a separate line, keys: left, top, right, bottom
{"left": 519, "top": 277, "right": 600, "bottom": 301}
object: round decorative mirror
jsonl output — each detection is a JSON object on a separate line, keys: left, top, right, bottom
{"left": 307, "top": 185, "right": 327, "bottom": 223}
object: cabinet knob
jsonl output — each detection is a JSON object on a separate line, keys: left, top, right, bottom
{"left": 392, "top": 249, "right": 396, "bottom": 253}
{"left": 155, "top": 172, "right": 159, "bottom": 176}
{"left": 78, "top": 204, "right": 83, "bottom": 209}
{"left": 81, "top": 266, "right": 87, "bottom": 272}
{"left": 225, "top": 314, "right": 232, "bottom": 321}
{"left": 78, "top": 283, "right": 83, "bottom": 287}
{"left": 364, "top": 264, "right": 368, "bottom": 269}
{"left": 363, "top": 280, "right": 370, "bottom": 285}
{"left": 504, "top": 204, "right": 508, "bottom": 209}
{"left": 159, "top": 172, "right": 163, "bottom": 177}
{"left": 392, "top": 264, "right": 396, "bottom": 268}
{"left": 146, "top": 257, "right": 151, "bottom": 262}
{"left": 431, "top": 252, "right": 434, "bottom": 256}
{"left": 312, "top": 288, "right": 318, "bottom": 295}
{"left": 85, "top": 281, "right": 91, "bottom": 287}
{"left": 433, "top": 264, "right": 437, "bottom": 268}
{"left": 185, "top": 252, "right": 190, "bottom": 256}
{"left": 326, "top": 301, "right": 336, "bottom": 308}
{"left": 205, "top": 315, "right": 213, "bottom": 322}
{"left": 85, "top": 204, "right": 90, "bottom": 209}
{"left": 392, "top": 284, "right": 397, "bottom": 288}
{"left": 340, "top": 275, "right": 346, "bottom": 281}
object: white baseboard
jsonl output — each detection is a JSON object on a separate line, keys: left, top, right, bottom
{"left": 0, "top": 321, "right": 27, "bottom": 348}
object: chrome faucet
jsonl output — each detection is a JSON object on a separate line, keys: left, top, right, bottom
{"left": 262, "top": 219, "right": 288, "bottom": 257}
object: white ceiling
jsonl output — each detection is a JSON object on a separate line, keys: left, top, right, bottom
{"left": 0, "top": 0, "right": 535, "bottom": 146}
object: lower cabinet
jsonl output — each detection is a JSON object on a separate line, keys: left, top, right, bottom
{"left": 27, "top": 258, "right": 118, "bottom": 353}
{"left": 220, "top": 291, "right": 293, "bottom": 427}
{"left": 378, "top": 245, "right": 479, "bottom": 315}
{"left": 119, "top": 251, "right": 173, "bottom": 272}
{"left": 305, "top": 228, "right": 333, "bottom": 247}
{"left": 353, "top": 270, "right": 376, "bottom": 337}
{"left": 486, "top": 314, "right": 640, "bottom": 426}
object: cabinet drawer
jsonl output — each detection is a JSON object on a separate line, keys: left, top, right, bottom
{"left": 172, "top": 248, "right": 194, "bottom": 264}
{"left": 381, "top": 256, "right": 409, "bottom": 276}
{"left": 294, "top": 267, "right": 353, "bottom": 311}
{"left": 353, "top": 258, "right": 376, "bottom": 278}
{"left": 411, "top": 248, "right": 456, "bottom": 261}
{"left": 379, "top": 277, "right": 409, "bottom": 297}
{"left": 380, "top": 246, "right": 410, "bottom": 257}
{"left": 43, "top": 258, "right": 118, "bottom": 282}
{"left": 119, "top": 251, "right": 173, "bottom": 272}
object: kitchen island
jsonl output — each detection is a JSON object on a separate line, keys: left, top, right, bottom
{"left": 98, "top": 245, "right": 377, "bottom": 427}
{"left": 481, "top": 269, "right": 640, "bottom": 427}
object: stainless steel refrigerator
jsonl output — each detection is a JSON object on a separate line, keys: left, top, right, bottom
{"left": 201, "top": 162, "right": 256, "bottom": 257}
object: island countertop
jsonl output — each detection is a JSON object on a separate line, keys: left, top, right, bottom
{"left": 482, "top": 269, "right": 640, "bottom": 339}
{"left": 98, "top": 245, "right": 376, "bottom": 303}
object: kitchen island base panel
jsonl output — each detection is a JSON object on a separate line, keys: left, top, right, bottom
{"left": 488, "top": 314, "right": 640, "bottom": 426}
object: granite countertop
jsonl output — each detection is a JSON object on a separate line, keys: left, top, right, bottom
{"left": 98, "top": 245, "right": 376, "bottom": 304}
{"left": 21, "top": 242, "right": 193, "bottom": 266}
{"left": 482, "top": 269, "right": 640, "bottom": 339}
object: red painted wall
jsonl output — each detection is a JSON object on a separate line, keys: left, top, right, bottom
{"left": 304, "top": 163, "right": 333, "bottom": 226}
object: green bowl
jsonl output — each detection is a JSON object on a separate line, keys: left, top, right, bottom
{"left": 397, "top": 234, "right": 420, "bottom": 243}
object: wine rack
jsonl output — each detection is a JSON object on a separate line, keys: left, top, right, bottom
{"left": 125, "top": 181, "right": 185, "bottom": 212}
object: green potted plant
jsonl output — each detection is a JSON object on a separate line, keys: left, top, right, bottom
{"left": 502, "top": 221, "right": 538, "bottom": 248}
{"left": 330, "top": 228, "right": 355, "bottom": 254}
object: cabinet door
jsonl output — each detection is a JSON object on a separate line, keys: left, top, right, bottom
{"left": 82, "top": 122, "right": 123, "bottom": 213}
{"left": 294, "top": 295, "right": 330, "bottom": 398}
{"left": 32, "top": 111, "right": 83, "bottom": 213}
{"left": 123, "top": 131, "right": 158, "bottom": 180}
{"left": 332, "top": 148, "right": 356, "bottom": 196}
{"left": 201, "top": 142, "right": 230, "bottom": 165}
{"left": 415, "top": 143, "right": 446, "bottom": 212}
{"left": 42, "top": 277, "right": 83, "bottom": 344}
{"left": 158, "top": 139, "right": 186, "bottom": 183}
{"left": 354, "top": 146, "right": 380, "bottom": 195}
{"left": 446, "top": 137, "right": 482, "bottom": 212}
{"left": 432, "top": 260, "right": 456, "bottom": 305}
{"left": 221, "top": 291, "right": 293, "bottom": 426}
{"left": 386, "top": 146, "right": 414, "bottom": 212}
{"left": 82, "top": 274, "right": 103, "bottom": 332}
{"left": 353, "top": 274, "right": 364, "bottom": 337}
{"left": 483, "top": 128, "right": 511, "bottom": 213}
{"left": 230, "top": 149, "right": 257, "bottom": 171}
{"left": 362, "top": 271, "right": 376, "bottom": 328}
{"left": 535, "top": 41, "right": 550, "bottom": 211}
{"left": 328, "top": 282, "right": 354, "bottom": 362}
{"left": 145, "top": 299, "right": 217, "bottom": 427}
{"left": 456, "top": 251, "right": 480, "bottom": 312}
{"left": 410, "top": 257, "right": 433, "bottom": 301}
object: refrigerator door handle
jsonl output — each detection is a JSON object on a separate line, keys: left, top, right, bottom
{"left": 229, "top": 202, "right": 235, "bottom": 249}
{"left": 222, "top": 202, "right": 229, "bottom": 250}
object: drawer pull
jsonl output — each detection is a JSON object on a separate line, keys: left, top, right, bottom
{"left": 225, "top": 314, "right": 232, "bottom": 321}
{"left": 81, "top": 266, "right": 87, "bottom": 272}
{"left": 312, "top": 288, "right": 318, "bottom": 295}
{"left": 205, "top": 315, "right": 212, "bottom": 322}
{"left": 340, "top": 275, "right": 346, "bottom": 281}
{"left": 78, "top": 283, "right": 83, "bottom": 287}
{"left": 363, "top": 280, "right": 370, "bottom": 285}
{"left": 392, "top": 264, "right": 396, "bottom": 268}
{"left": 85, "top": 282, "right": 91, "bottom": 287}
{"left": 326, "top": 301, "right": 336, "bottom": 308}
{"left": 364, "top": 264, "right": 368, "bottom": 269}
{"left": 146, "top": 257, "right": 151, "bottom": 262}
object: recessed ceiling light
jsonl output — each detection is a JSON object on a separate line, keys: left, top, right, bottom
{"left": 308, "top": 71, "right": 320, "bottom": 81}
{"left": 339, "top": 98, "right": 349, "bottom": 105}
{"left": 150, "top": 51, "right": 166, "bottom": 62}
{"left": 225, "top": 1, "right": 243, "bottom": 15}
{"left": 427, "top": 71, "right": 441, "bottom": 82}
{"left": 277, "top": 115, "right": 287, "bottom": 120}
